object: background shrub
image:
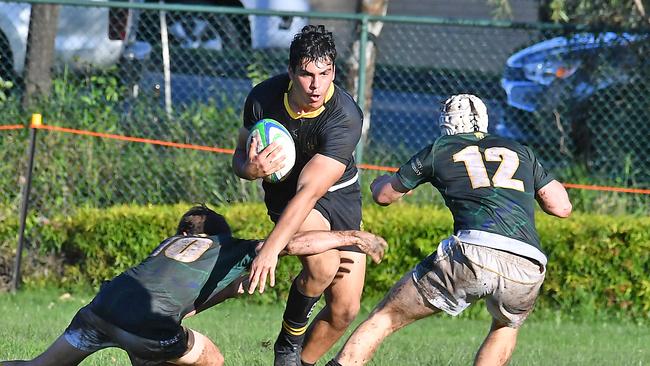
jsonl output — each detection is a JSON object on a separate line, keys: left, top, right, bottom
{"left": 1, "top": 203, "right": 649, "bottom": 319}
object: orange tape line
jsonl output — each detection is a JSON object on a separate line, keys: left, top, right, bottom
{"left": 563, "top": 183, "right": 650, "bottom": 195}
{"left": 0, "top": 124, "right": 25, "bottom": 131}
{"left": 27, "top": 123, "right": 650, "bottom": 195}
{"left": 32, "top": 123, "right": 235, "bottom": 155}
{"left": 357, "top": 163, "right": 398, "bottom": 173}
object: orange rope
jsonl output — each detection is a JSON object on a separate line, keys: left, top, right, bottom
{"left": 0, "top": 124, "right": 24, "bottom": 131}
{"left": 357, "top": 163, "right": 398, "bottom": 173}
{"left": 32, "top": 123, "right": 235, "bottom": 155}
{"left": 6, "top": 122, "right": 648, "bottom": 195}
{"left": 563, "top": 183, "right": 650, "bottom": 195}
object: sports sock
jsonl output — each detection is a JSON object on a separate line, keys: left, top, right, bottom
{"left": 301, "top": 361, "right": 315, "bottom": 366}
{"left": 275, "top": 279, "right": 321, "bottom": 349}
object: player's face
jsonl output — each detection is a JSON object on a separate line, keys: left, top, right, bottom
{"left": 288, "top": 58, "right": 335, "bottom": 112}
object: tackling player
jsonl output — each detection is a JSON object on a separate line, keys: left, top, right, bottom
{"left": 326, "top": 94, "right": 572, "bottom": 366}
{"left": 1, "top": 205, "right": 387, "bottom": 366}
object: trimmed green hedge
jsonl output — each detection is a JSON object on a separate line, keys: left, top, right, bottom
{"left": 1, "top": 203, "right": 649, "bottom": 319}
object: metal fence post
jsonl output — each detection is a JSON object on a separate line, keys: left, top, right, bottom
{"left": 159, "top": 0, "right": 173, "bottom": 118}
{"left": 354, "top": 15, "right": 369, "bottom": 165}
{"left": 11, "top": 113, "right": 41, "bottom": 292}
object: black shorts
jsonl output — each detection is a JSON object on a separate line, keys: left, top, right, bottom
{"left": 269, "top": 182, "right": 362, "bottom": 251}
{"left": 64, "top": 306, "right": 189, "bottom": 366}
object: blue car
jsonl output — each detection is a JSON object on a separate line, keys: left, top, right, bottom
{"left": 501, "top": 32, "right": 645, "bottom": 112}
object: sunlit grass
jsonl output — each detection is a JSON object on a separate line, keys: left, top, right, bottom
{"left": 1, "top": 288, "right": 648, "bottom": 365}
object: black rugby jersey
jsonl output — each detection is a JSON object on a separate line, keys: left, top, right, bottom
{"left": 89, "top": 234, "right": 257, "bottom": 340}
{"left": 396, "top": 132, "right": 554, "bottom": 256}
{"left": 243, "top": 73, "right": 363, "bottom": 215}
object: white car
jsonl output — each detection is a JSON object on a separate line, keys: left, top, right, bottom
{"left": 0, "top": 1, "right": 150, "bottom": 81}
{"left": 134, "top": 0, "right": 309, "bottom": 51}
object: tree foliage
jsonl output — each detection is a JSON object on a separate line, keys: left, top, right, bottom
{"left": 491, "top": 0, "right": 650, "bottom": 28}
{"left": 541, "top": 0, "right": 649, "bottom": 28}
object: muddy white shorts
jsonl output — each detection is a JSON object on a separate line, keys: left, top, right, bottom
{"left": 412, "top": 235, "right": 546, "bottom": 328}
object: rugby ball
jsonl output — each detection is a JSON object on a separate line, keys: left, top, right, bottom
{"left": 246, "top": 118, "right": 296, "bottom": 183}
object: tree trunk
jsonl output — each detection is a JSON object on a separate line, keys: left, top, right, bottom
{"left": 22, "top": 4, "right": 60, "bottom": 109}
{"left": 345, "top": 0, "right": 389, "bottom": 164}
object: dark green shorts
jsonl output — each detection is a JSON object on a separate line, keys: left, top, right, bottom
{"left": 64, "top": 306, "right": 189, "bottom": 366}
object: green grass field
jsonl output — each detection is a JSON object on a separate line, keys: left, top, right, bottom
{"left": 1, "top": 288, "right": 648, "bottom": 365}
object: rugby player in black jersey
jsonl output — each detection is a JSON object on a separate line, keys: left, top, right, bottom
{"left": 326, "top": 94, "right": 572, "bottom": 366}
{"left": 232, "top": 25, "right": 365, "bottom": 366}
{"left": 1, "top": 205, "right": 387, "bottom": 366}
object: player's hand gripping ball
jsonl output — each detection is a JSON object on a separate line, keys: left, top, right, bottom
{"left": 247, "top": 118, "right": 296, "bottom": 183}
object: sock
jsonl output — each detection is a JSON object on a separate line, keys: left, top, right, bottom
{"left": 275, "top": 279, "right": 321, "bottom": 349}
{"left": 301, "top": 361, "right": 315, "bottom": 366}
{"left": 325, "top": 360, "right": 343, "bottom": 366}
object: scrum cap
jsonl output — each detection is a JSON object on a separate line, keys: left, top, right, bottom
{"left": 439, "top": 94, "right": 488, "bottom": 135}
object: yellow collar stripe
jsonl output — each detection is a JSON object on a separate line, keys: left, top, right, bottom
{"left": 283, "top": 81, "right": 335, "bottom": 120}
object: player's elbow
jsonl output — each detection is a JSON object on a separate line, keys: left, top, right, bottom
{"left": 542, "top": 199, "right": 572, "bottom": 218}
{"left": 232, "top": 153, "right": 253, "bottom": 180}
{"left": 373, "top": 192, "right": 393, "bottom": 206}
{"left": 537, "top": 181, "right": 572, "bottom": 218}
{"left": 555, "top": 201, "right": 572, "bottom": 218}
{"left": 373, "top": 187, "right": 403, "bottom": 206}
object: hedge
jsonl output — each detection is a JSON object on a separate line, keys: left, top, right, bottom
{"left": 1, "top": 203, "right": 649, "bottom": 319}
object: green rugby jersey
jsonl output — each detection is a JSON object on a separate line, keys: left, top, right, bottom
{"left": 396, "top": 132, "right": 554, "bottom": 257}
{"left": 89, "top": 234, "right": 257, "bottom": 340}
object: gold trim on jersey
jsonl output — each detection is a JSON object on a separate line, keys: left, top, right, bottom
{"left": 284, "top": 80, "right": 335, "bottom": 119}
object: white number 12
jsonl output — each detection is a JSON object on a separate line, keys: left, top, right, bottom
{"left": 452, "top": 146, "right": 524, "bottom": 191}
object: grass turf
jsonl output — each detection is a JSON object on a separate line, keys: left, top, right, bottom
{"left": 1, "top": 288, "right": 648, "bottom": 365}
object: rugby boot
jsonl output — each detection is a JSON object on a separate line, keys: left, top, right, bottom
{"left": 273, "top": 340, "right": 302, "bottom": 366}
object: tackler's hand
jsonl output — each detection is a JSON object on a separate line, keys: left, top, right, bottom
{"left": 247, "top": 249, "right": 279, "bottom": 294}
{"left": 353, "top": 231, "right": 388, "bottom": 264}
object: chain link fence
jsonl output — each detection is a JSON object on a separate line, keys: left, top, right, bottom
{"left": 1, "top": 0, "right": 649, "bottom": 287}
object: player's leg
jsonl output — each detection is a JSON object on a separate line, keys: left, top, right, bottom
{"left": 299, "top": 249, "right": 366, "bottom": 364}
{"left": 166, "top": 329, "right": 224, "bottom": 366}
{"left": 471, "top": 247, "right": 545, "bottom": 366}
{"left": 473, "top": 320, "right": 519, "bottom": 366}
{"left": 328, "top": 273, "right": 440, "bottom": 366}
{"left": 3, "top": 304, "right": 121, "bottom": 366}
{"left": 1, "top": 335, "right": 93, "bottom": 366}
{"left": 274, "top": 209, "right": 339, "bottom": 365}
{"left": 299, "top": 185, "right": 365, "bottom": 365}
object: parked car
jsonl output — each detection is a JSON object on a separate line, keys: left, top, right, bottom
{"left": 500, "top": 31, "right": 650, "bottom": 171}
{"left": 129, "top": 0, "right": 310, "bottom": 104}
{"left": 0, "top": 1, "right": 151, "bottom": 87}
{"left": 134, "top": 0, "right": 309, "bottom": 51}
{"left": 501, "top": 32, "right": 646, "bottom": 113}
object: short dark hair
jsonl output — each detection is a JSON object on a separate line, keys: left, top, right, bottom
{"left": 176, "top": 204, "right": 231, "bottom": 236}
{"left": 289, "top": 25, "right": 337, "bottom": 72}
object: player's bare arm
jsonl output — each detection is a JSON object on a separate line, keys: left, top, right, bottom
{"left": 370, "top": 174, "right": 411, "bottom": 206}
{"left": 535, "top": 180, "right": 572, "bottom": 218}
{"left": 232, "top": 127, "right": 286, "bottom": 180}
{"left": 281, "top": 230, "right": 388, "bottom": 264}
{"left": 191, "top": 275, "right": 248, "bottom": 316}
{"left": 247, "top": 154, "right": 346, "bottom": 294}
